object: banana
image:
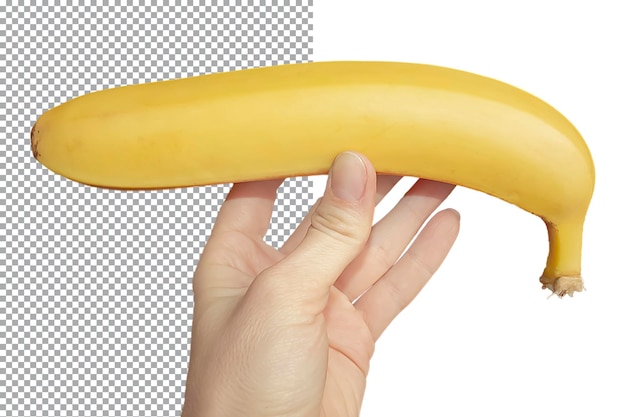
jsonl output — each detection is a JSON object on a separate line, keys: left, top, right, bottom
{"left": 30, "top": 61, "right": 595, "bottom": 297}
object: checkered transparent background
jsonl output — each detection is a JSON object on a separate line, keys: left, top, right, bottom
{"left": 1, "top": 3, "right": 314, "bottom": 416}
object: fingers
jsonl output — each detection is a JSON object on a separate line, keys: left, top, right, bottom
{"left": 375, "top": 175, "right": 404, "bottom": 201}
{"left": 255, "top": 152, "right": 377, "bottom": 310}
{"left": 194, "top": 179, "right": 285, "bottom": 295}
{"left": 211, "top": 178, "right": 285, "bottom": 241}
{"left": 354, "top": 208, "right": 460, "bottom": 341}
{"left": 335, "top": 179, "right": 455, "bottom": 301}
{"left": 277, "top": 196, "right": 322, "bottom": 255}
{"left": 279, "top": 175, "right": 403, "bottom": 255}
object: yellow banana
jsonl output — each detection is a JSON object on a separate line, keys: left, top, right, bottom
{"left": 30, "top": 61, "right": 595, "bottom": 297}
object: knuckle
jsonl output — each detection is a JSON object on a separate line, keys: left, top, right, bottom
{"left": 369, "top": 239, "right": 399, "bottom": 268}
{"left": 379, "top": 278, "right": 407, "bottom": 307}
{"left": 407, "top": 251, "right": 435, "bottom": 278}
{"left": 309, "top": 203, "right": 365, "bottom": 245}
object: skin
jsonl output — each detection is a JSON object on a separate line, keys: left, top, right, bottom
{"left": 181, "top": 152, "right": 460, "bottom": 417}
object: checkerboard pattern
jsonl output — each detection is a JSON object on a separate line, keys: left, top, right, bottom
{"left": 0, "top": 3, "right": 314, "bottom": 416}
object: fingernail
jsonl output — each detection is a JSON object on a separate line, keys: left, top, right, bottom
{"left": 330, "top": 152, "right": 367, "bottom": 202}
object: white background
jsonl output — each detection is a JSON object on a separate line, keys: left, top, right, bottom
{"left": 312, "top": 1, "right": 625, "bottom": 416}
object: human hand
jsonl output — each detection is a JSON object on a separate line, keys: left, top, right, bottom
{"left": 181, "top": 152, "right": 460, "bottom": 417}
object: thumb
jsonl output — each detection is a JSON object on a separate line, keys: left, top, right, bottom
{"left": 264, "top": 151, "right": 377, "bottom": 296}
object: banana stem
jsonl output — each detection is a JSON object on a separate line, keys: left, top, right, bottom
{"left": 540, "top": 218, "right": 585, "bottom": 297}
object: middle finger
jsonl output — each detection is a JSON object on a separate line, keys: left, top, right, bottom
{"left": 334, "top": 179, "right": 455, "bottom": 301}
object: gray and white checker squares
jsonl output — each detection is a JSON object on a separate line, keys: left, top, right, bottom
{"left": 1, "top": 3, "right": 314, "bottom": 416}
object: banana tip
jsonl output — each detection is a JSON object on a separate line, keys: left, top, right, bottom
{"left": 31, "top": 120, "right": 40, "bottom": 159}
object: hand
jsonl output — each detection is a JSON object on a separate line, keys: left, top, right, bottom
{"left": 181, "top": 152, "right": 460, "bottom": 417}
